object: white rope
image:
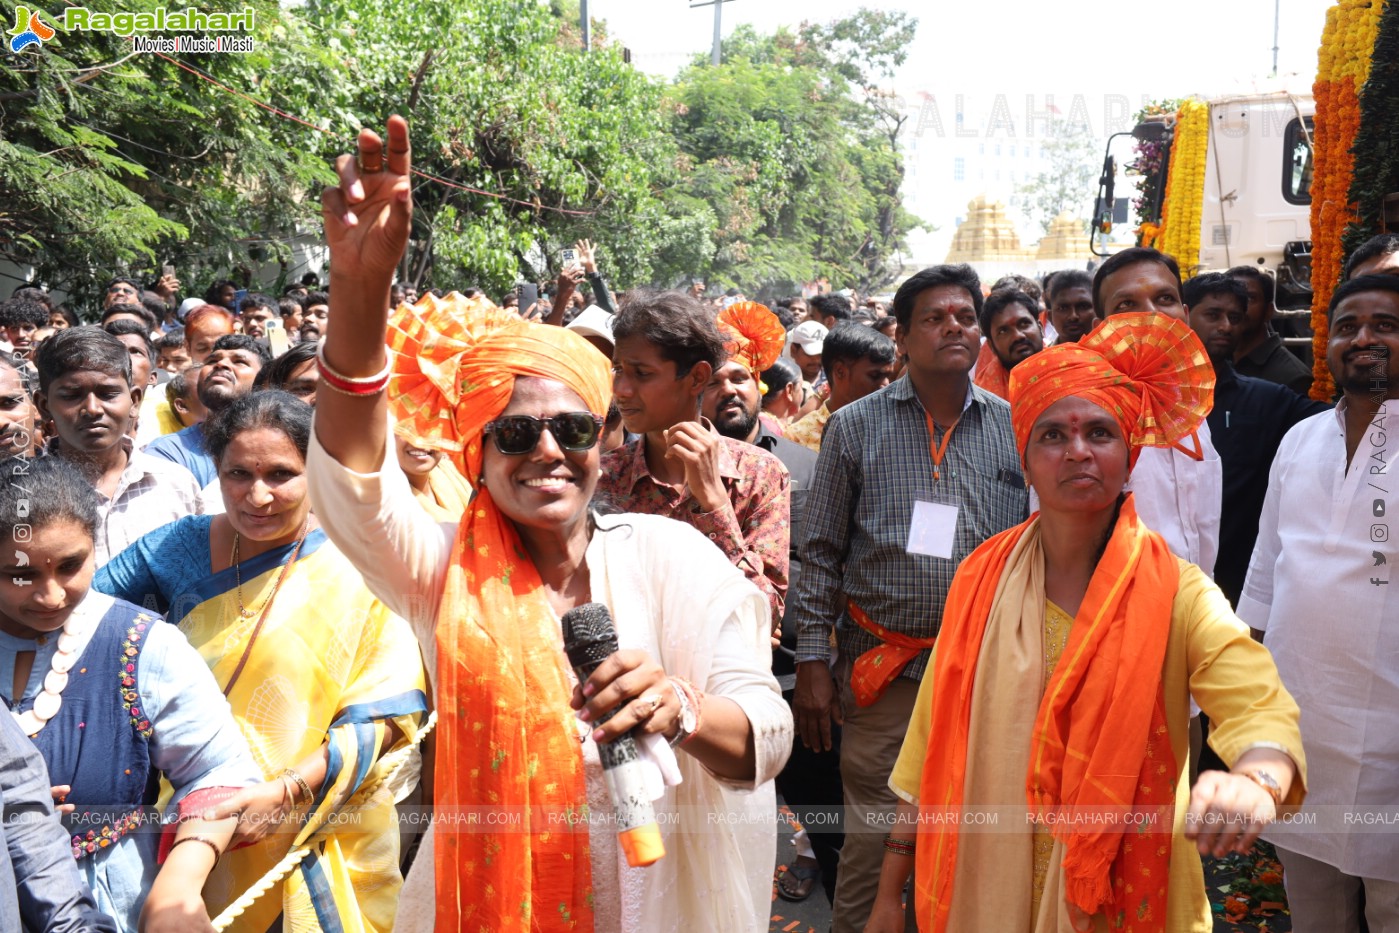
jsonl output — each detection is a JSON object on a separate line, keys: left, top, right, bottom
{"left": 210, "top": 710, "right": 438, "bottom": 931}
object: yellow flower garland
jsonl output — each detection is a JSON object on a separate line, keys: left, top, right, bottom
{"left": 1310, "top": 0, "right": 1386, "bottom": 401}
{"left": 1157, "top": 99, "right": 1210, "bottom": 278}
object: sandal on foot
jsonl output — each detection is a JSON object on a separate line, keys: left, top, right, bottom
{"left": 776, "top": 856, "right": 820, "bottom": 902}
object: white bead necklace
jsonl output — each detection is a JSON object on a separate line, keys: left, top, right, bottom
{"left": 10, "top": 595, "right": 106, "bottom": 738}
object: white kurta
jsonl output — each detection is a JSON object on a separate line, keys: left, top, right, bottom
{"left": 1127, "top": 420, "right": 1222, "bottom": 578}
{"left": 306, "top": 426, "right": 792, "bottom": 932}
{"left": 1239, "top": 400, "right": 1399, "bottom": 881}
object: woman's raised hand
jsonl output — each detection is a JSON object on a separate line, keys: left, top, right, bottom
{"left": 322, "top": 116, "right": 413, "bottom": 286}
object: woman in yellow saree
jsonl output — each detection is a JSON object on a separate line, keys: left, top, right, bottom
{"left": 96, "top": 391, "right": 428, "bottom": 932}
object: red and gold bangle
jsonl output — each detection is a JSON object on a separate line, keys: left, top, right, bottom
{"left": 316, "top": 344, "right": 392, "bottom": 396}
{"left": 884, "top": 835, "right": 916, "bottom": 856}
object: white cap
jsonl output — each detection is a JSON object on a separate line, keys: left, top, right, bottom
{"left": 788, "top": 320, "right": 828, "bottom": 355}
{"left": 177, "top": 297, "right": 204, "bottom": 321}
{"left": 565, "top": 304, "right": 615, "bottom": 349}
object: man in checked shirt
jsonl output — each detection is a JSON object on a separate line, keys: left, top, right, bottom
{"left": 790, "top": 264, "right": 1028, "bottom": 933}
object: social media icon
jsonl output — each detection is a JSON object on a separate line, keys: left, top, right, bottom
{"left": 1376, "top": 500, "right": 1388, "bottom": 517}
{"left": 1376, "top": 551, "right": 1389, "bottom": 566}
{"left": 13, "top": 550, "right": 27, "bottom": 567}
{"left": 12, "top": 524, "right": 30, "bottom": 543}
{"left": 1373, "top": 524, "right": 1390, "bottom": 543}
{"left": 15, "top": 500, "right": 27, "bottom": 518}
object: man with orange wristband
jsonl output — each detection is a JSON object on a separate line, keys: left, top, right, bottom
{"left": 789, "top": 264, "right": 1027, "bottom": 933}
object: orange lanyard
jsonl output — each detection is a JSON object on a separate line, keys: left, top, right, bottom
{"left": 924, "top": 410, "right": 959, "bottom": 482}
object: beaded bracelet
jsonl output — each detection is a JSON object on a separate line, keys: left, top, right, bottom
{"left": 170, "top": 834, "right": 223, "bottom": 866}
{"left": 316, "top": 344, "right": 392, "bottom": 396}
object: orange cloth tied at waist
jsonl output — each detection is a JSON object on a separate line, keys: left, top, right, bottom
{"left": 847, "top": 600, "right": 936, "bottom": 707}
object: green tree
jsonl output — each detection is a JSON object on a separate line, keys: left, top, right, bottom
{"left": 301, "top": 0, "right": 674, "bottom": 297}
{"left": 663, "top": 10, "right": 922, "bottom": 295}
{"left": 0, "top": 0, "right": 341, "bottom": 312}
{"left": 1013, "top": 124, "right": 1100, "bottom": 235}
{"left": 0, "top": 0, "right": 923, "bottom": 308}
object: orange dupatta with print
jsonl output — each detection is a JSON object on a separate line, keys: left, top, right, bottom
{"left": 846, "top": 600, "right": 937, "bottom": 707}
{"left": 914, "top": 496, "right": 1178, "bottom": 932}
{"left": 387, "top": 294, "right": 613, "bottom": 932}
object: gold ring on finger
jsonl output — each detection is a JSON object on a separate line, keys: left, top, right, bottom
{"left": 356, "top": 149, "right": 384, "bottom": 173}
{"left": 638, "top": 693, "right": 663, "bottom": 716}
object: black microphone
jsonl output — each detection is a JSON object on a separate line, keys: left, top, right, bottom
{"left": 562, "top": 602, "right": 665, "bottom": 867}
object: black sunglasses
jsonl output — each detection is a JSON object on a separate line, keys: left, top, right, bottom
{"left": 484, "top": 412, "right": 604, "bottom": 455}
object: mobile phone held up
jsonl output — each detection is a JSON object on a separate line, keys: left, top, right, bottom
{"left": 560, "top": 248, "right": 578, "bottom": 267}
{"left": 518, "top": 282, "right": 540, "bottom": 317}
{"left": 266, "top": 319, "right": 289, "bottom": 356}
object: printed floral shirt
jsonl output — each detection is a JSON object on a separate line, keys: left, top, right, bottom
{"left": 785, "top": 403, "right": 831, "bottom": 453}
{"left": 597, "top": 433, "right": 790, "bottom": 626}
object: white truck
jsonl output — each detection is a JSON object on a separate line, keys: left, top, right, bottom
{"left": 1092, "top": 89, "right": 1315, "bottom": 320}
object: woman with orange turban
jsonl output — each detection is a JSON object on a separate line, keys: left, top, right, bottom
{"left": 865, "top": 313, "right": 1306, "bottom": 933}
{"left": 306, "top": 116, "right": 792, "bottom": 932}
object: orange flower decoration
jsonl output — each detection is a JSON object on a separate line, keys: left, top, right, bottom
{"left": 1009, "top": 312, "right": 1215, "bottom": 460}
{"left": 717, "top": 301, "right": 786, "bottom": 376}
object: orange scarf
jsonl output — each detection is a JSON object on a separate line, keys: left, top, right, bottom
{"left": 846, "top": 600, "right": 937, "bottom": 707}
{"left": 387, "top": 293, "right": 613, "bottom": 932}
{"left": 972, "top": 341, "right": 1010, "bottom": 400}
{"left": 915, "top": 496, "right": 1178, "bottom": 931}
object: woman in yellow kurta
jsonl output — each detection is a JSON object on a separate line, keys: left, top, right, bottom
{"left": 96, "top": 391, "right": 428, "bottom": 932}
{"left": 866, "top": 314, "right": 1306, "bottom": 933}
{"left": 393, "top": 427, "right": 475, "bottom": 522}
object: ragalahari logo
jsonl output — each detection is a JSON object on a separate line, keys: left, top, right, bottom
{"left": 9, "top": 6, "right": 55, "bottom": 52}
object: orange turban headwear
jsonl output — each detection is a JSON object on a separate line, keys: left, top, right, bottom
{"left": 717, "top": 301, "right": 787, "bottom": 384}
{"left": 389, "top": 292, "right": 612, "bottom": 479}
{"left": 1008, "top": 312, "right": 1214, "bottom": 464}
{"left": 386, "top": 292, "right": 612, "bottom": 933}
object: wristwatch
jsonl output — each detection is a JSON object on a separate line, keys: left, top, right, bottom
{"left": 668, "top": 679, "right": 696, "bottom": 748}
{"left": 1242, "top": 770, "right": 1283, "bottom": 806}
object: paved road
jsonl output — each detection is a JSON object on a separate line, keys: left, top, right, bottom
{"left": 764, "top": 800, "right": 1288, "bottom": 933}
{"left": 769, "top": 802, "right": 831, "bottom": 933}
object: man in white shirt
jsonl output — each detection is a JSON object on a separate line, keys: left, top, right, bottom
{"left": 1239, "top": 274, "right": 1399, "bottom": 932}
{"left": 1091, "top": 248, "right": 1223, "bottom": 576}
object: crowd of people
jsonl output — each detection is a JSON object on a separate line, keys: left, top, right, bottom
{"left": 1, "top": 113, "right": 1397, "bottom": 933}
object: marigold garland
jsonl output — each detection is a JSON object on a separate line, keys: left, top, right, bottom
{"left": 1156, "top": 99, "right": 1209, "bottom": 278}
{"left": 1342, "top": 3, "right": 1399, "bottom": 271}
{"left": 1309, "top": 0, "right": 1386, "bottom": 401}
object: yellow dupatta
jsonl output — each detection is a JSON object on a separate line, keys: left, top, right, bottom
{"left": 176, "top": 530, "right": 428, "bottom": 932}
